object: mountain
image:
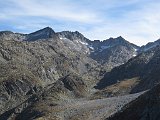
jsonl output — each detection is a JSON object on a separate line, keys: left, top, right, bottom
{"left": 140, "top": 38, "right": 160, "bottom": 52}
{"left": 57, "top": 31, "right": 92, "bottom": 55}
{"left": 26, "top": 27, "right": 56, "bottom": 41}
{"left": 1, "top": 27, "right": 160, "bottom": 120}
{"left": 0, "top": 28, "right": 104, "bottom": 116}
{"left": 57, "top": 31, "right": 140, "bottom": 71}
{"left": 89, "top": 36, "right": 140, "bottom": 70}
{"left": 57, "top": 30, "right": 90, "bottom": 43}
{"left": 0, "top": 27, "right": 140, "bottom": 72}
{"left": 0, "top": 27, "right": 56, "bottom": 42}
{"left": 107, "top": 83, "right": 160, "bottom": 120}
{"left": 95, "top": 45, "right": 160, "bottom": 97}
{"left": 0, "top": 27, "right": 141, "bottom": 119}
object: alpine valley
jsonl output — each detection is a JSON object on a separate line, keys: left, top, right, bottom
{"left": 0, "top": 27, "right": 160, "bottom": 120}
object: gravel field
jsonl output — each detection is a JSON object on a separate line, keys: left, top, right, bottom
{"left": 43, "top": 92, "right": 144, "bottom": 120}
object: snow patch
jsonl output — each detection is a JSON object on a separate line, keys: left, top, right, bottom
{"left": 134, "top": 48, "right": 138, "bottom": 52}
{"left": 97, "top": 45, "right": 111, "bottom": 52}
{"left": 79, "top": 41, "right": 88, "bottom": 45}
{"left": 59, "top": 37, "right": 68, "bottom": 40}
{"left": 59, "top": 37, "right": 63, "bottom": 40}
{"left": 133, "top": 54, "right": 137, "bottom": 57}
{"left": 75, "top": 40, "right": 79, "bottom": 43}
{"left": 89, "top": 46, "right": 94, "bottom": 50}
{"left": 101, "top": 46, "right": 111, "bottom": 50}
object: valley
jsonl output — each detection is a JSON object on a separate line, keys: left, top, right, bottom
{"left": 0, "top": 27, "right": 160, "bottom": 120}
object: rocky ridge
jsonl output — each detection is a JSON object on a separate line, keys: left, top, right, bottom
{"left": 1, "top": 27, "right": 160, "bottom": 120}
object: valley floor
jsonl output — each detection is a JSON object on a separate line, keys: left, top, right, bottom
{"left": 37, "top": 92, "right": 144, "bottom": 120}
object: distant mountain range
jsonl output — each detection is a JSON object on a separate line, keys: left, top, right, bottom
{"left": 1, "top": 27, "right": 160, "bottom": 70}
{"left": 0, "top": 27, "right": 160, "bottom": 120}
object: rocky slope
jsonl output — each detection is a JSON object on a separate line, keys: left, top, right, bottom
{"left": 0, "top": 28, "right": 104, "bottom": 116}
{"left": 107, "top": 83, "right": 160, "bottom": 120}
{"left": 140, "top": 38, "right": 160, "bottom": 52}
{"left": 0, "top": 90, "right": 143, "bottom": 120}
{"left": 95, "top": 45, "right": 160, "bottom": 97}
{"left": 57, "top": 31, "right": 140, "bottom": 71}
{"left": 1, "top": 27, "right": 160, "bottom": 120}
{"left": 89, "top": 36, "right": 139, "bottom": 70}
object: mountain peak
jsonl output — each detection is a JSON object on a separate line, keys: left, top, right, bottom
{"left": 117, "top": 36, "right": 124, "bottom": 39}
{"left": 102, "top": 36, "right": 128, "bottom": 46}
{"left": 115, "top": 36, "right": 127, "bottom": 42}
{"left": 31, "top": 27, "right": 55, "bottom": 34}
{"left": 74, "top": 31, "right": 83, "bottom": 36}
{"left": 26, "top": 27, "right": 55, "bottom": 41}
{"left": 42, "top": 26, "right": 54, "bottom": 31}
{"left": 57, "top": 30, "right": 90, "bottom": 43}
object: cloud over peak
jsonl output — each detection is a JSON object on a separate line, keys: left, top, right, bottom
{"left": 1, "top": 0, "right": 160, "bottom": 46}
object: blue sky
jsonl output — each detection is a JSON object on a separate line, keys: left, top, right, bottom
{"left": 0, "top": 0, "right": 160, "bottom": 46}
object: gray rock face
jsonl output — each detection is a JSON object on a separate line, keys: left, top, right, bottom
{"left": 140, "top": 38, "right": 160, "bottom": 52}
{"left": 58, "top": 31, "right": 140, "bottom": 71}
{"left": 57, "top": 31, "right": 90, "bottom": 43}
{"left": 0, "top": 28, "right": 140, "bottom": 72}
{"left": 90, "top": 40, "right": 139, "bottom": 70}
{"left": 1, "top": 27, "right": 160, "bottom": 120}
{"left": 107, "top": 84, "right": 160, "bottom": 120}
{"left": 26, "top": 27, "right": 56, "bottom": 41}
{"left": 95, "top": 46, "right": 160, "bottom": 94}
{"left": 0, "top": 28, "right": 103, "bottom": 118}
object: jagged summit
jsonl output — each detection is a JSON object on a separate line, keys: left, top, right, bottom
{"left": 102, "top": 36, "right": 139, "bottom": 48}
{"left": 57, "top": 30, "right": 90, "bottom": 43}
{"left": 26, "top": 27, "right": 56, "bottom": 41}
{"left": 1, "top": 27, "right": 160, "bottom": 120}
{"left": 0, "top": 27, "right": 158, "bottom": 71}
{"left": 31, "top": 26, "right": 55, "bottom": 33}
{"left": 102, "top": 36, "right": 128, "bottom": 44}
{"left": 104, "top": 36, "right": 125, "bottom": 41}
{"left": 140, "top": 38, "right": 160, "bottom": 52}
{"left": 0, "top": 27, "right": 141, "bottom": 71}
{"left": 91, "top": 36, "right": 139, "bottom": 51}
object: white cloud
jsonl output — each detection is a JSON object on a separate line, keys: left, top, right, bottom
{"left": 79, "top": 0, "right": 160, "bottom": 46}
{"left": 2, "top": 0, "right": 102, "bottom": 24}
{"left": 1, "top": 0, "right": 160, "bottom": 46}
